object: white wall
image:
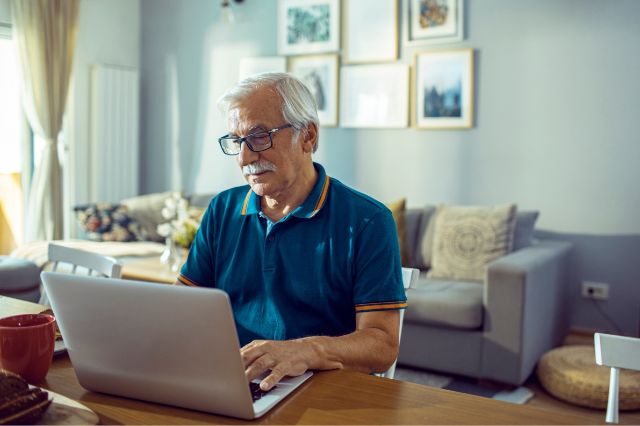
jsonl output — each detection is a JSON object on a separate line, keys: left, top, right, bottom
{"left": 140, "top": 0, "right": 276, "bottom": 196}
{"left": 64, "top": 0, "right": 140, "bottom": 237}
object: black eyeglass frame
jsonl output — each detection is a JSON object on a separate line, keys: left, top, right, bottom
{"left": 218, "top": 123, "right": 293, "bottom": 155}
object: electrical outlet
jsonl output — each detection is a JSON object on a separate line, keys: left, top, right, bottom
{"left": 582, "top": 281, "right": 610, "bottom": 300}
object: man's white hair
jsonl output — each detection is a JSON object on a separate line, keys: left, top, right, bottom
{"left": 217, "top": 72, "right": 320, "bottom": 152}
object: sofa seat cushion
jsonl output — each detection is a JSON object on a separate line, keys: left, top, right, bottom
{"left": 0, "top": 256, "right": 41, "bottom": 303}
{"left": 404, "top": 279, "right": 484, "bottom": 330}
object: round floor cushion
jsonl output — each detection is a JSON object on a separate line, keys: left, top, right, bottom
{"left": 537, "top": 345, "right": 640, "bottom": 410}
{"left": 0, "top": 256, "right": 41, "bottom": 303}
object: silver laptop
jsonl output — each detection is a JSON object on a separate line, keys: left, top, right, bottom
{"left": 40, "top": 271, "right": 312, "bottom": 420}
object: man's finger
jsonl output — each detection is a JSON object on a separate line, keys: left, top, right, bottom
{"left": 240, "top": 341, "right": 266, "bottom": 367}
{"left": 260, "top": 368, "right": 286, "bottom": 391}
{"left": 245, "top": 353, "right": 274, "bottom": 383}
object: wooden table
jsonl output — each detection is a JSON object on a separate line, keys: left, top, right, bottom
{"left": 1, "top": 297, "right": 600, "bottom": 425}
{"left": 120, "top": 255, "right": 181, "bottom": 284}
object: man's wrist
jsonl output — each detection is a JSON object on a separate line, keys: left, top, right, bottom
{"left": 298, "top": 336, "right": 343, "bottom": 371}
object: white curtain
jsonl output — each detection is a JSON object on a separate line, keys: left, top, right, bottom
{"left": 11, "top": 0, "right": 79, "bottom": 241}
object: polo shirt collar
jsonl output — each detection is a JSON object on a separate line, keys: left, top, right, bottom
{"left": 240, "top": 162, "right": 330, "bottom": 219}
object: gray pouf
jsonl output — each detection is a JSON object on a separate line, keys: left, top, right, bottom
{"left": 0, "top": 256, "right": 41, "bottom": 303}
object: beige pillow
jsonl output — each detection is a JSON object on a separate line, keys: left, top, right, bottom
{"left": 386, "top": 198, "right": 408, "bottom": 266}
{"left": 427, "top": 203, "right": 517, "bottom": 282}
{"left": 121, "top": 191, "right": 175, "bottom": 241}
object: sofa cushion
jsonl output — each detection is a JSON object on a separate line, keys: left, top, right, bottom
{"left": 418, "top": 207, "right": 437, "bottom": 270}
{"left": 427, "top": 203, "right": 517, "bottom": 281}
{"left": 513, "top": 210, "right": 539, "bottom": 250}
{"left": 121, "top": 191, "right": 175, "bottom": 242}
{"left": 386, "top": 198, "right": 408, "bottom": 266}
{"left": 73, "top": 203, "right": 143, "bottom": 242}
{"left": 404, "top": 278, "right": 484, "bottom": 329}
{"left": 0, "top": 256, "right": 41, "bottom": 303}
{"left": 416, "top": 208, "right": 537, "bottom": 272}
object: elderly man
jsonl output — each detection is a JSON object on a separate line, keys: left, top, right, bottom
{"left": 177, "top": 73, "right": 406, "bottom": 391}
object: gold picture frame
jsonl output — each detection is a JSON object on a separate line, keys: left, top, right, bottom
{"left": 278, "top": 0, "right": 340, "bottom": 56}
{"left": 413, "top": 48, "right": 475, "bottom": 129}
{"left": 288, "top": 54, "right": 340, "bottom": 127}
{"left": 342, "top": 0, "right": 399, "bottom": 64}
{"left": 403, "top": 0, "right": 464, "bottom": 46}
{"left": 340, "top": 63, "right": 410, "bottom": 129}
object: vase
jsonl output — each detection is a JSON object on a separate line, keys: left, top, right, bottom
{"left": 160, "top": 237, "right": 182, "bottom": 272}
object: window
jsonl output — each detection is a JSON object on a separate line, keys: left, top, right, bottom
{"left": 0, "top": 26, "right": 22, "bottom": 174}
{"left": 0, "top": 24, "right": 24, "bottom": 254}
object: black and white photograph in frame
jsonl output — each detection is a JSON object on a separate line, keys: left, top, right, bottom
{"left": 278, "top": 0, "right": 340, "bottom": 56}
{"left": 414, "top": 48, "right": 474, "bottom": 129}
{"left": 289, "top": 54, "right": 339, "bottom": 127}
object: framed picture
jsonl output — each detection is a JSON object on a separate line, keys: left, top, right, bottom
{"left": 340, "top": 64, "right": 410, "bottom": 128}
{"left": 403, "top": 0, "right": 463, "bottom": 46}
{"left": 238, "top": 56, "right": 287, "bottom": 81}
{"left": 414, "top": 49, "right": 474, "bottom": 129}
{"left": 343, "top": 0, "right": 398, "bottom": 64}
{"left": 289, "top": 54, "right": 339, "bottom": 127}
{"left": 278, "top": 0, "right": 340, "bottom": 56}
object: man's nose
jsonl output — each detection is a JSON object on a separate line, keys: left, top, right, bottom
{"left": 237, "top": 141, "right": 258, "bottom": 166}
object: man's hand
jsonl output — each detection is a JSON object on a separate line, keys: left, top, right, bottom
{"left": 241, "top": 339, "right": 317, "bottom": 391}
{"left": 240, "top": 310, "right": 400, "bottom": 391}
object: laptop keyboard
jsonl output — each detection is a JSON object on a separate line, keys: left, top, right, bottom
{"left": 249, "top": 382, "right": 276, "bottom": 402}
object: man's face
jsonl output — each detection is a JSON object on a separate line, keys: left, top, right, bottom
{"left": 228, "top": 86, "right": 311, "bottom": 199}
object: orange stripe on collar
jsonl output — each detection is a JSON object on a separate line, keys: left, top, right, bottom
{"left": 178, "top": 274, "right": 200, "bottom": 287}
{"left": 308, "top": 175, "right": 330, "bottom": 218}
{"left": 240, "top": 188, "right": 253, "bottom": 215}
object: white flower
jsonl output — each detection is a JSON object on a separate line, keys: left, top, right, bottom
{"left": 157, "top": 194, "right": 198, "bottom": 247}
{"left": 157, "top": 223, "right": 172, "bottom": 237}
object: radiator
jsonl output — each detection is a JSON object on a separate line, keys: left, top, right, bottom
{"left": 90, "top": 65, "right": 139, "bottom": 203}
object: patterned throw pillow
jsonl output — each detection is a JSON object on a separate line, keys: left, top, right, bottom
{"left": 426, "top": 203, "right": 517, "bottom": 282}
{"left": 73, "top": 203, "right": 143, "bottom": 242}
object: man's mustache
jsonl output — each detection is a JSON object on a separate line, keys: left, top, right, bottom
{"left": 243, "top": 160, "right": 277, "bottom": 175}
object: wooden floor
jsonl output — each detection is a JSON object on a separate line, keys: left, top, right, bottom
{"left": 521, "top": 332, "right": 640, "bottom": 425}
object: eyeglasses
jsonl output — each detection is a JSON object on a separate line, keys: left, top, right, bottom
{"left": 218, "top": 123, "right": 293, "bottom": 155}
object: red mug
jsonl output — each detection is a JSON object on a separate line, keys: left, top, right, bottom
{"left": 0, "top": 313, "right": 56, "bottom": 383}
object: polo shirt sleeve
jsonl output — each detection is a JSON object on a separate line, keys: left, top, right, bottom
{"left": 353, "top": 208, "right": 407, "bottom": 313}
{"left": 178, "top": 203, "right": 215, "bottom": 288}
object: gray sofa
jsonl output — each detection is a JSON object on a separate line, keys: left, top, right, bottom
{"left": 397, "top": 206, "right": 572, "bottom": 386}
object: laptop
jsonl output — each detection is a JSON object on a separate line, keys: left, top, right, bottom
{"left": 40, "top": 271, "right": 313, "bottom": 420}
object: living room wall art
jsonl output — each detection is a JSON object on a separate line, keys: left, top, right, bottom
{"left": 403, "top": 0, "right": 464, "bottom": 46}
{"left": 343, "top": 0, "right": 398, "bottom": 64}
{"left": 278, "top": 0, "right": 340, "bottom": 56}
{"left": 289, "top": 54, "right": 339, "bottom": 127}
{"left": 414, "top": 48, "right": 474, "bottom": 129}
{"left": 340, "top": 63, "right": 409, "bottom": 128}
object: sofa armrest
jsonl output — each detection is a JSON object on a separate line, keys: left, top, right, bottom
{"left": 481, "top": 240, "right": 573, "bottom": 385}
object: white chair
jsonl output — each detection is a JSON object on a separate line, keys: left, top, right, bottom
{"left": 377, "top": 267, "right": 419, "bottom": 379}
{"left": 39, "top": 243, "right": 123, "bottom": 305}
{"left": 594, "top": 332, "right": 640, "bottom": 424}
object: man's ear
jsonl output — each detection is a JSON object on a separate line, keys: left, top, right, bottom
{"left": 302, "top": 122, "right": 318, "bottom": 153}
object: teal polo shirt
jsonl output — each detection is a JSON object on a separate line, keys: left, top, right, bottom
{"left": 178, "top": 162, "right": 406, "bottom": 346}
